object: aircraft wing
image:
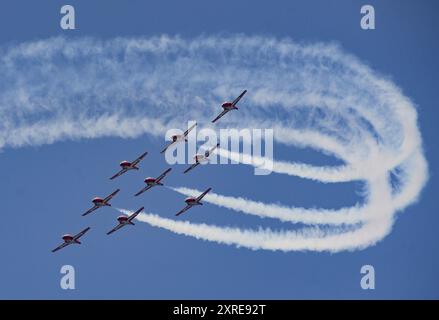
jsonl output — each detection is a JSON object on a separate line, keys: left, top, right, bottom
{"left": 110, "top": 168, "right": 127, "bottom": 180}
{"left": 183, "top": 162, "right": 200, "bottom": 174}
{"left": 104, "top": 189, "right": 120, "bottom": 202}
{"left": 196, "top": 187, "right": 212, "bottom": 202}
{"left": 211, "top": 109, "right": 229, "bottom": 123}
{"left": 131, "top": 151, "right": 148, "bottom": 166}
{"left": 82, "top": 205, "right": 98, "bottom": 216}
{"left": 134, "top": 185, "right": 153, "bottom": 196}
{"left": 51, "top": 242, "right": 69, "bottom": 253}
{"left": 160, "top": 141, "right": 174, "bottom": 154}
{"left": 183, "top": 122, "right": 197, "bottom": 137}
{"left": 232, "top": 89, "right": 247, "bottom": 106}
{"left": 205, "top": 143, "right": 220, "bottom": 157}
{"left": 106, "top": 223, "right": 125, "bottom": 235}
{"left": 156, "top": 168, "right": 172, "bottom": 182}
{"left": 73, "top": 227, "right": 91, "bottom": 240}
{"left": 175, "top": 204, "right": 192, "bottom": 216}
{"left": 128, "top": 207, "right": 144, "bottom": 222}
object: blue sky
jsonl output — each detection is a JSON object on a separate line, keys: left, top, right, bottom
{"left": 0, "top": 0, "right": 438, "bottom": 299}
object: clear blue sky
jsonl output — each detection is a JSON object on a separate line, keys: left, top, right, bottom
{"left": 0, "top": 0, "right": 438, "bottom": 299}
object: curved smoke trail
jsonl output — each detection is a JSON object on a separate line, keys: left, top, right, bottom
{"left": 0, "top": 35, "right": 428, "bottom": 252}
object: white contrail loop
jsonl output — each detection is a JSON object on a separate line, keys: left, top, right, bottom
{"left": 0, "top": 35, "right": 428, "bottom": 252}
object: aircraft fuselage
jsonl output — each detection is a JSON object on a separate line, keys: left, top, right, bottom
{"left": 92, "top": 199, "right": 110, "bottom": 207}
{"left": 222, "top": 102, "right": 238, "bottom": 110}
{"left": 185, "top": 199, "right": 202, "bottom": 206}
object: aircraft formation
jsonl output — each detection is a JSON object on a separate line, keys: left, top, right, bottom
{"left": 52, "top": 90, "right": 247, "bottom": 253}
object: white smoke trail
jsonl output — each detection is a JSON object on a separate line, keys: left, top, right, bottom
{"left": 0, "top": 35, "right": 428, "bottom": 252}
{"left": 169, "top": 186, "right": 367, "bottom": 225}
{"left": 214, "top": 147, "right": 362, "bottom": 183}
